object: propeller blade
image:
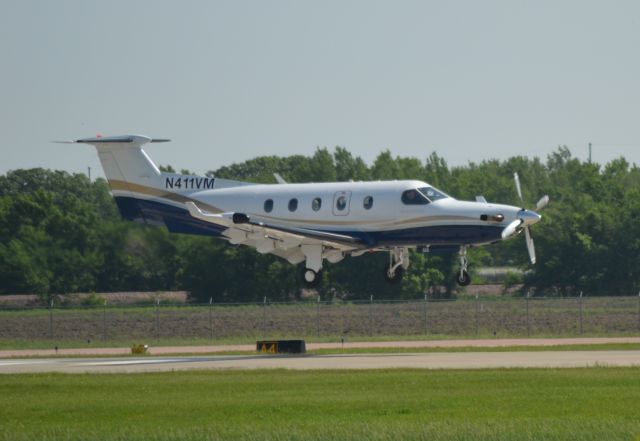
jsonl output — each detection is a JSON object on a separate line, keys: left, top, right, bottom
{"left": 501, "top": 219, "right": 522, "bottom": 239}
{"left": 514, "top": 172, "right": 523, "bottom": 204}
{"left": 525, "top": 226, "right": 536, "bottom": 264}
{"left": 536, "top": 195, "right": 549, "bottom": 211}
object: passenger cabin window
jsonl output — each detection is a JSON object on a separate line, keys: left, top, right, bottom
{"left": 401, "top": 189, "right": 429, "bottom": 205}
{"left": 336, "top": 196, "right": 347, "bottom": 211}
{"left": 312, "top": 197, "right": 322, "bottom": 211}
{"left": 288, "top": 198, "right": 298, "bottom": 212}
{"left": 264, "top": 199, "right": 273, "bottom": 213}
{"left": 363, "top": 196, "right": 373, "bottom": 210}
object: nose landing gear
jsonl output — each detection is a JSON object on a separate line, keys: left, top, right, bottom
{"left": 384, "top": 247, "right": 410, "bottom": 283}
{"left": 457, "top": 246, "right": 471, "bottom": 286}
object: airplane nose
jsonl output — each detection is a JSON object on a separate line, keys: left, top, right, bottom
{"left": 519, "top": 209, "right": 541, "bottom": 226}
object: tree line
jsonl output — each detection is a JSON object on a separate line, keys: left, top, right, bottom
{"left": 1, "top": 146, "right": 639, "bottom": 302}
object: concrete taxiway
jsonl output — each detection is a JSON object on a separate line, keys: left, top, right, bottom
{"left": 1, "top": 350, "right": 639, "bottom": 374}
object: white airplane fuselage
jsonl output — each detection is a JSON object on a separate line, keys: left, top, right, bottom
{"left": 123, "top": 179, "right": 523, "bottom": 249}
{"left": 72, "top": 135, "right": 543, "bottom": 286}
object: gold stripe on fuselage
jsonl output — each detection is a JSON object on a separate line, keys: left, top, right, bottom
{"left": 108, "top": 180, "right": 223, "bottom": 214}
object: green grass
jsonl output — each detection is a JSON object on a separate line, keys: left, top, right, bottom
{"left": 1, "top": 368, "right": 640, "bottom": 440}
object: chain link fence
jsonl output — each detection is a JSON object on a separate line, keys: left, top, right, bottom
{"left": 1, "top": 295, "right": 639, "bottom": 343}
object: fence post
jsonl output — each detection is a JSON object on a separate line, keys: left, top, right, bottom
{"left": 579, "top": 291, "right": 583, "bottom": 335}
{"left": 262, "top": 296, "right": 267, "bottom": 339}
{"left": 475, "top": 294, "right": 479, "bottom": 336}
{"left": 316, "top": 295, "right": 321, "bottom": 337}
{"left": 423, "top": 294, "right": 428, "bottom": 335}
{"left": 209, "top": 297, "right": 213, "bottom": 340}
{"left": 49, "top": 298, "right": 54, "bottom": 339}
{"left": 526, "top": 290, "right": 530, "bottom": 337}
{"left": 369, "top": 295, "right": 373, "bottom": 336}
{"left": 155, "top": 298, "right": 160, "bottom": 341}
{"left": 102, "top": 299, "right": 107, "bottom": 341}
{"left": 637, "top": 291, "right": 640, "bottom": 332}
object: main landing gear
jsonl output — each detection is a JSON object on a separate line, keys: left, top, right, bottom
{"left": 382, "top": 245, "right": 472, "bottom": 287}
{"left": 301, "top": 244, "right": 323, "bottom": 287}
{"left": 301, "top": 244, "right": 473, "bottom": 288}
{"left": 300, "top": 245, "right": 345, "bottom": 287}
{"left": 303, "top": 268, "right": 321, "bottom": 287}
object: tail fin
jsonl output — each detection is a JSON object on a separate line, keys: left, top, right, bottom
{"left": 71, "top": 135, "right": 168, "bottom": 190}
{"left": 65, "top": 135, "right": 249, "bottom": 228}
{"left": 64, "top": 135, "right": 172, "bottom": 223}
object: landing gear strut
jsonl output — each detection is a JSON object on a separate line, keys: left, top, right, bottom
{"left": 301, "top": 244, "right": 323, "bottom": 288}
{"left": 457, "top": 246, "right": 471, "bottom": 286}
{"left": 385, "top": 247, "right": 410, "bottom": 284}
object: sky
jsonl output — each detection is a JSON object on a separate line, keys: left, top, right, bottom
{"left": 1, "top": 0, "right": 640, "bottom": 179}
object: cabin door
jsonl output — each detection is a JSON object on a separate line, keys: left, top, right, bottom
{"left": 332, "top": 191, "right": 352, "bottom": 216}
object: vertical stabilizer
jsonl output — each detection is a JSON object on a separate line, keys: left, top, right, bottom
{"left": 70, "top": 135, "right": 170, "bottom": 222}
{"left": 74, "top": 135, "right": 167, "bottom": 192}
{"left": 66, "top": 134, "right": 250, "bottom": 230}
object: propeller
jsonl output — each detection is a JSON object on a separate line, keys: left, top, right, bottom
{"left": 508, "top": 173, "right": 549, "bottom": 265}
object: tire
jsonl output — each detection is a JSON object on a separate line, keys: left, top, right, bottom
{"left": 302, "top": 268, "right": 321, "bottom": 288}
{"left": 457, "top": 269, "right": 471, "bottom": 286}
{"left": 384, "top": 263, "right": 404, "bottom": 284}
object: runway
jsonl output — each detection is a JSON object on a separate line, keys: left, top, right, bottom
{"left": 1, "top": 350, "right": 639, "bottom": 374}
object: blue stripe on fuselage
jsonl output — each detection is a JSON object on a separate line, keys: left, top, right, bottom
{"left": 114, "top": 196, "right": 504, "bottom": 246}
{"left": 368, "top": 225, "right": 504, "bottom": 246}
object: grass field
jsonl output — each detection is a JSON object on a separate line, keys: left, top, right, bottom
{"left": 1, "top": 368, "right": 639, "bottom": 441}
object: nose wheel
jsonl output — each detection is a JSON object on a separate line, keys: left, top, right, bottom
{"left": 385, "top": 262, "right": 404, "bottom": 284}
{"left": 457, "top": 247, "right": 471, "bottom": 286}
{"left": 384, "top": 247, "right": 409, "bottom": 284}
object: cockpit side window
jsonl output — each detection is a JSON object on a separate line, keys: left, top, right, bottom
{"left": 401, "top": 189, "right": 430, "bottom": 205}
{"left": 419, "top": 187, "right": 449, "bottom": 201}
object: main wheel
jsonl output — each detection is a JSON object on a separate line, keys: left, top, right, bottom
{"left": 384, "top": 263, "right": 404, "bottom": 284}
{"left": 302, "top": 268, "right": 321, "bottom": 287}
{"left": 457, "top": 269, "right": 471, "bottom": 286}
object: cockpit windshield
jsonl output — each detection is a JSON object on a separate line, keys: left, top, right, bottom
{"left": 401, "top": 186, "right": 450, "bottom": 205}
{"left": 418, "top": 186, "right": 449, "bottom": 201}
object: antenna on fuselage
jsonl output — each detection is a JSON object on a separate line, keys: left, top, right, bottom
{"left": 273, "top": 173, "right": 287, "bottom": 184}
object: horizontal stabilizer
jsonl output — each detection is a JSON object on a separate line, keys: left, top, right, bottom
{"left": 54, "top": 135, "right": 170, "bottom": 145}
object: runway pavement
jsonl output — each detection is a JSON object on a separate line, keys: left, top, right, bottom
{"left": 1, "top": 350, "right": 639, "bottom": 374}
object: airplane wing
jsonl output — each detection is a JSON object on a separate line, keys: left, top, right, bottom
{"left": 185, "top": 202, "right": 367, "bottom": 263}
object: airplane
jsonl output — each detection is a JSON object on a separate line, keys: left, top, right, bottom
{"left": 62, "top": 135, "right": 548, "bottom": 287}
